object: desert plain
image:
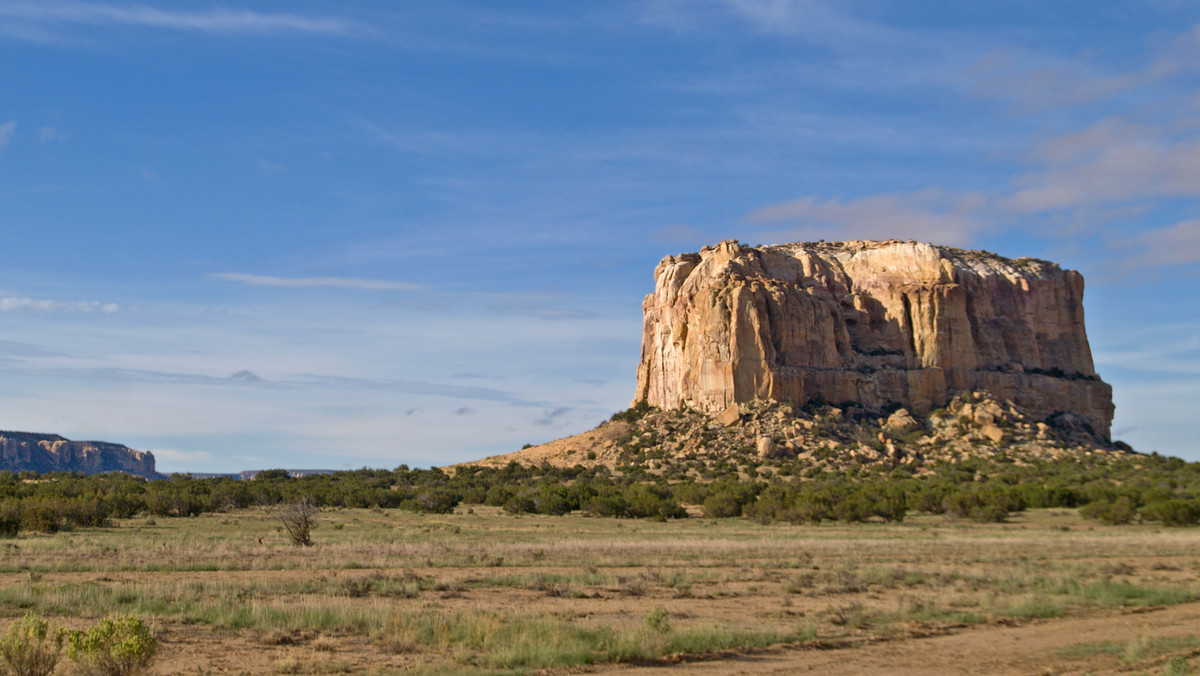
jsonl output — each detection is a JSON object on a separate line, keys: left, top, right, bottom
{"left": 3, "top": 505, "right": 1199, "bottom": 675}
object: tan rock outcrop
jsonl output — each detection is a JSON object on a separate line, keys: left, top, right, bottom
{"left": 0, "top": 431, "right": 160, "bottom": 478}
{"left": 633, "top": 240, "right": 1114, "bottom": 441}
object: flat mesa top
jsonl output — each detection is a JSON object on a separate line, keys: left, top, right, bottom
{"left": 728, "top": 239, "right": 1063, "bottom": 278}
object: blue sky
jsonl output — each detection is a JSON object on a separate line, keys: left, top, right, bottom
{"left": 1, "top": 1, "right": 1198, "bottom": 471}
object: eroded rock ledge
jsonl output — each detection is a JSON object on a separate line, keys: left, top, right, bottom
{"left": 633, "top": 240, "right": 1113, "bottom": 442}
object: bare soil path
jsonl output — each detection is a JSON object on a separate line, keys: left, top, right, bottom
{"left": 596, "top": 602, "right": 1200, "bottom": 675}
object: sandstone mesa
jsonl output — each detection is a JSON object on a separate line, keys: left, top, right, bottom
{"left": 634, "top": 239, "right": 1112, "bottom": 441}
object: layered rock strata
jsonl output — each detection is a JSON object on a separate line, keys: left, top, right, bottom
{"left": 633, "top": 240, "right": 1114, "bottom": 441}
{"left": 0, "top": 431, "right": 161, "bottom": 479}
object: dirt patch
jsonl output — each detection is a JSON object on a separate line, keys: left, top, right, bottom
{"left": 596, "top": 603, "right": 1200, "bottom": 675}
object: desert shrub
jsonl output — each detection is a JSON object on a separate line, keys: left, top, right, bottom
{"left": 743, "top": 484, "right": 796, "bottom": 523}
{"left": 0, "top": 502, "right": 20, "bottom": 538}
{"left": 832, "top": 488, "right": 875, "bottom": 522}
{"left": 624, "top": 484, "right": 686, "bottom": 520}
{"left": 942, "top": 486, "right": 1024, "bottom": 523}
{"left": 644, "top": 606, "right": 670, "bottom": 634}
{"left": 864, "top": 483, "right": 908, "bottom": 522}
{"left": 609, "top": 400, "right": 652, "bottom": 424}
{"left": 1080, "top": 495, "right": 1138, "bottom": 524}
{"left": 702, "top": 492, "right": 742, "bottom": 518}
{"left": 280, "top": 497, "right": 317, "bottom": 546}
{"left": 584, "top": 484, "right": 685, "bottom": 520}
{"left": 18, "top": 500, "right": 66, "bottom": 534}
{"left": 410, "top": 488, "right": 459, "bottom": 514}
{"left": 583, "top": 488, "right": 629, "bottom": 518}
{"left": 502, "top": 493, "right": 537, "bottom": 515}
{"left": 532, "top": 484, "right": 576, "bottom": 516}
{"left": 1140, "top": 499, "right": 1200, "bottom": 526}
{"left": 484, "top": 484, "right": 516, "bottom": 507}
{"left": 670, "top": 481, "right": 709, "bottom": 506}
{"left": 1, "top": 614, "right": 63, "bottom": 676}
{"left": 702, "top": 487, "right": 747, "bottom": 518}
{"left": 65, "top": 614, "right": 157, "bottom": 676}
{"left": 791, "top": 489, "right": 836, "bottom": 523}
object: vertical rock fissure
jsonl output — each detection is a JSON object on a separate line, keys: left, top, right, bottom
{"left": 900, "top": 292, "right": 919, "bottom": 367}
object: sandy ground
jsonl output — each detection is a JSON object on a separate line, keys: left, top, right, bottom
{"left": 141, "top": 601, "right": 1200, "bottom": 674}
{"left": 597, "top": 602, "right": 1200, "bottom": 675}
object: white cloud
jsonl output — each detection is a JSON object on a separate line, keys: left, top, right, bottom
{"left": 1126, "top": 218, "right": 1200, "bottom": 268}
{"left": 0, "top": 297, "right": 118, "bottom": 313}
{"left": 642, "top": 0, "right": 890, "bottom": 45}
{"left": 0, "top": 121, "right": 15, "bottom": 153}
{"left": 746, "top": 189, "right": 989, "bottom": 246}
{"left": 1006, "top": 121, "right": 1200, "bottom": 213}
{"left": 0, "top": 2, "right": 362, "bottom": 37}
{"left": 36, "top": 126, "right": 68, "bottom": 142}
{"left": 964, "top": 49, "right": 1143, "bottom": 113}
{"left": 740, "top": 21, "right": 1200, "bottom": 260}
{"left": 208, "top": 273, "right": 424, "bottom": 292}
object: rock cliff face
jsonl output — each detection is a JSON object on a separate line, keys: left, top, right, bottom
{"left": 633, "top": 240, "right": 1114, "bottom": 441}
{"left": 0, "top": 431, "right": 161, "bottom": 479}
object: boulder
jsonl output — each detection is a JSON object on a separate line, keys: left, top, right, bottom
{"left": 716, "top": 403, "right": 741, "bottom": 426}
{"left": 883, "top": 408, "right": 921, "bottom": 437}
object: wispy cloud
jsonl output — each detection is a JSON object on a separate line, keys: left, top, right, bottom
{"left": 3, "top": 363, "right": 544, "bottom": 407}
{"left": 743, "top": 21, "right": 1200, "bottom": 265}
{"left": 0, "top": 296, "right": 118, "bottom": 313}
{"left": 1125, "top": 218, "right": 1200, "bottom": 268}
{"left": 0, "top": 121, "right": 14, "bottom": 153}
{"left": 0, "top": 2, "right": 363, "bottom": 38}
{"left": 641, "top": 0, "right": 890, "bottom": 45}
{"left": 36, "top": 126, "right": 69, "bottom": 143}
{"left": 746, "top": 189, "right": 989, "bottom": 246}
{"left": 209, "top": 273, "right": 424, "bottom": 292}
{"left": 256, "top": 159, "right": 285, "bottom": 174}
{"left": 964, "top": 49, "right": 1144, "bottom": 114}
{"left": 1005, "top": 114, "right": 1200, "bottom": 214}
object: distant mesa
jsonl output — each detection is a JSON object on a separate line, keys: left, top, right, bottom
{"left": 0, "top": 431, "right": 163, "bottom": 480}
{"left": 473, "top": 239, "right": 1121, "bottom": 469}
{"left": 188, "top": 469, "right": 337, "bottom": 480}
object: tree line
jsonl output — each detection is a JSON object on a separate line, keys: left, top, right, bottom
{"left": 2, "top": 450, "right": 1199, "bottom": 536}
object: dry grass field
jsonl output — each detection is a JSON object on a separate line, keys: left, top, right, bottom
{"left": 1, "top": 506, "right": 1199, "bottom": 675}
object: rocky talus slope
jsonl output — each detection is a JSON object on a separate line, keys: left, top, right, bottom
{"left": 0, "top": 431, "right": 161, "bottom": 479}
{"left": 634, "top": 240, "right": 1113, "bottom": 441}
{"left": 471, "top": 393, "right": 1127, "bottom": 474}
